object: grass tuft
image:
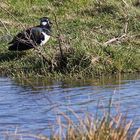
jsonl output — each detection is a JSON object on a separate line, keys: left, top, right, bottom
{"left": 3, "top": 110, "right": 140, "bottom": 140}
{"left": 0, "top": 0, "right": 140, "bottom": 78}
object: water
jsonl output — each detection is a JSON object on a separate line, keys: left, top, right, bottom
{"left": 0, "top": 73, "right": 140, "bottom": 139}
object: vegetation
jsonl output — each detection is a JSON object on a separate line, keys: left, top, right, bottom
{"left": 0, "top": 0, "right": 140, "bottom": 78}
{"left": 3, "top": 109, "right": 140, "bottom": 140}
{"left": 1, "top": 1, "right": 140, "bottom": 139}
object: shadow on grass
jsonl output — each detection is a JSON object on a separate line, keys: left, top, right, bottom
{"left": 0, "top": 51, "right": 26, "bottom": 62}
{"left": 81, "top": 4, "right": 118, "bottom": 17}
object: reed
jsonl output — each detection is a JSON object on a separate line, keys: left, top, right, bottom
{"left": 3, "top": 110, "right": 140, "bottom": 140}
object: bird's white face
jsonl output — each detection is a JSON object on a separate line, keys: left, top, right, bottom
{"left": 41, "top": 21, "right": 48, "bottom": 26}
{"left": 40, "top": 18, "right": 52, "bottom": 26}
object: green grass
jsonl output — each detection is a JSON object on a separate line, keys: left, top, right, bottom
{"left": 0, "top": 0, "right": 140, "bottom": 78}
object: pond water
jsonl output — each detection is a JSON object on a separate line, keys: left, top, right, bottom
{"left": 0, "top": 73, "right": 140, "bottom": 139}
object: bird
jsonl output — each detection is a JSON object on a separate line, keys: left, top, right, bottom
{"left": 8, "top": 17, "right": 52, "bottom": 51}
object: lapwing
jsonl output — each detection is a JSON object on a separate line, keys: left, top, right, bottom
{"left": 8, "top": 17, "right": 52, "bottom": 51}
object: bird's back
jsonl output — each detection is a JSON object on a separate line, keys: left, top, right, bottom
{"left": 8, "top": 27, "right": 44, "bottom": 51}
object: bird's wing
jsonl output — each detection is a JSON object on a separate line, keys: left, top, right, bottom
{"left": 8, "top": 32, "right": 24, "bottom": 44}
{"left": 8, "top": 28, "right": 33, "bottom": 44}
{"left": 31, "top": 27, "right": 44, "bottom": 44}
{"left": 8, "top": 27, "right": 45, "bottom": 45}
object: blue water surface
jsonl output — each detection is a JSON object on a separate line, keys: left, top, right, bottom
{"left": 0, "top": 74, "right": 140, "bottom": 139}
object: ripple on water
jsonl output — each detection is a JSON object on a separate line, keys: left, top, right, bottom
{"left": 0, "top": 74, "right": 140, "bottom": 138}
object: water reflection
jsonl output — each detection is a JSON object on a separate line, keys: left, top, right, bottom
{"left": 13, "top": 73, "right": 140, "bottom": 90}
{"left": 0, "top": 73, "right": 140, "bottom": 138}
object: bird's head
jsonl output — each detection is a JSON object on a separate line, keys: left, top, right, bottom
{"left": 40, "top": 17, "right": 52, "bottom": 28}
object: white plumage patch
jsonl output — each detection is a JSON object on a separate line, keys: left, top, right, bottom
{"left": 41, "top": 21, "right": 47, "bottom": 26}
{"left": 40, "top": 32, "right": 50, "bottom": 46}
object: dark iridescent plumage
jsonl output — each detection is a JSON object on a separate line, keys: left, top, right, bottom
{"left": 8, "top": 17, "right": 52, "bottom": 51}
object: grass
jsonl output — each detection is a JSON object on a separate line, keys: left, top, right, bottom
{"left": 0, "top": 0, "right": 140, "bottom": 78}
{"left": 3, "top": 108, "right": 140, "bottom": 140}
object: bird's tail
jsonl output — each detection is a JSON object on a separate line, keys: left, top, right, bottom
{"left": 8, "top": 44, "right": 20, "bottom": 51}
{"left": 8, "top": 43, "right": 33, "bottom": 51}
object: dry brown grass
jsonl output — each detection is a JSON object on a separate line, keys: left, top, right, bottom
{"left": 3, "top": 111, "right": 140, "bottom": 140}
